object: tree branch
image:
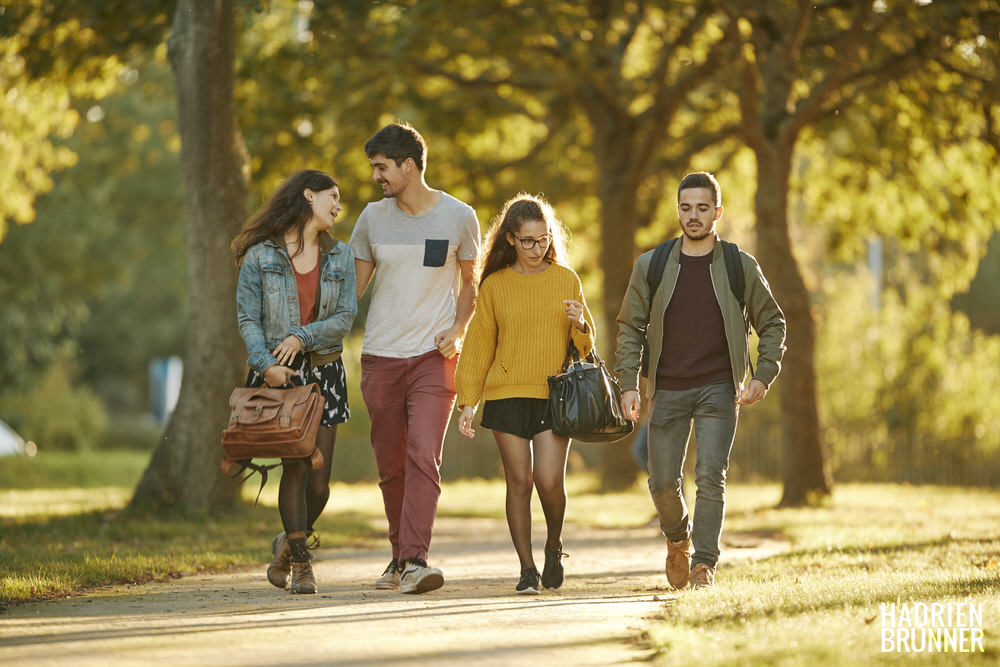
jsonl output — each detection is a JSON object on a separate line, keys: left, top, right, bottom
{"left": 610, "top": 0, "right": 648, "bottom": 72}
{"left": 638, "top": 1, "right": 716, "bottom": 127}
{"left": 654, "top": 124, "right": 742, "bottom": 175}
{"left": 790, "top": 0, "right": 875, "bottom": 134}
{"left": 784, "top": 0, "right": 813, "bottom": 65}
{"left": 724, "top": 5, "right": 765, "bottom": 152}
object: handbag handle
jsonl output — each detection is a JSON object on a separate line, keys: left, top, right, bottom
{"left": 562, "top": 341, "right": 604, "bottom": 372}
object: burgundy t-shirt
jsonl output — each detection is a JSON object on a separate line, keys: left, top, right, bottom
{"left": 655, "top": 252, "right": 732, "bottom": 391}
{"left": 293, "top": 252, "right": 320, "bottom": 326}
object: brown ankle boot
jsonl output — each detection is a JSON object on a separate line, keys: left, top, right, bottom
{"left": 267, "top": 532, "right": 291, "bottom": 589}
{"left": 290, "top": 556, "right": 317, "bottom": 594}
{"left": 666, "top": 535, "right": 691, "bottom": 589}
{"left": 289, "top": 539, "right": 317, "bottom": 594}
{"left": 690, "top": 563, "right": 715, "bottom": 589}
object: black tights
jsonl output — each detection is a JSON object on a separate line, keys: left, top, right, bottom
{"left": 278, "top": 424, "right": 337, "bottom": 536}
{"left": 493, "top": 429, "right": 570, "bottom": 571}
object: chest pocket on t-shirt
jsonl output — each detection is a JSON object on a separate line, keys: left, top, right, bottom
{"left": 423, "top": 239, "right": 449, "bottom": 267}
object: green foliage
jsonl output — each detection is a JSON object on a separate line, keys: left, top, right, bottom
{"left": 238, "top": 0, "right": 738, "bottom": 256}
{"left": 64, "top": 52, "right": 188, "bottom": 407}
{"left": 0, "top": 1, "right": 173, "bottom": 81}
{"left": 0, "top": 5, "right": 186, "bottom": 403}
{"left": 795, "top": 118, "right": 1000, "bottom": 484}
{"left": 0, "top": 355, "right": 108, "bottom": 452}
{"left": 0, "top": 35, "right": 79, "bottom": 236}
{"left": 0, "top": 449, "right": 148, "bottom": 490}
{"left": 0, "top": 0, "right": 172, "bottom": 239}
{"left": 0, "top": 48, "right": 187, "bottom": 408}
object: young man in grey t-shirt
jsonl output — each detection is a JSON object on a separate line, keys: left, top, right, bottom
{"left": 350, "top": 123, "right": 480, "bottom": 594}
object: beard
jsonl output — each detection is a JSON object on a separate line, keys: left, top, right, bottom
{"left": 680, "top": 222, "right": 713, "bottom": 241}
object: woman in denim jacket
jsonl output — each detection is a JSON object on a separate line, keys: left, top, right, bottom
{"left": 232, "top": 169, "right": 357, "bottom": 594}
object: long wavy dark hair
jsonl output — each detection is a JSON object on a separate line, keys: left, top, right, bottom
{"left": 477, "top": 193, "right": 569, "bottom": 287}
{"left": 231, "top": 169, "right": 337, "bottom": 266}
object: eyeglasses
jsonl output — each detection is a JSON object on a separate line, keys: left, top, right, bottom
{"left": 513, "top": 235, "right": 551, "bottom": 251}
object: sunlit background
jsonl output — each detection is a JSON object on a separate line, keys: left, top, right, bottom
{"left": 1, "top": 0, "right": 998, "bottom": 492}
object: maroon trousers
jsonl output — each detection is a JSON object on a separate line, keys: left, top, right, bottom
{"left": 360, "top": 350, "right": 458, "bottom": 562}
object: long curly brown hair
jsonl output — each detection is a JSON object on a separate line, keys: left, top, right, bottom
{"left": 231, "top": 169, "right": 337, "bottom": 266}
{"left": 477, "top": 193, "right": 569, "bottom": 287}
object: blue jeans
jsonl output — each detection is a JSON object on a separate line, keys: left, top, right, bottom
{"left": 647, "top": 381, "right": 738, "bottom": 569}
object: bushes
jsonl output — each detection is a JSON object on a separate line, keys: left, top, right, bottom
{"left": 0, "top": 358, "right": 108, "bottom": 452}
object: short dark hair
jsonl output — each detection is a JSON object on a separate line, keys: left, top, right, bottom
{"left": 364, "top": 123, "right": 427, "bottom": 171}
{"left": 677, "top": 171, "right": 721, "bottom": 207}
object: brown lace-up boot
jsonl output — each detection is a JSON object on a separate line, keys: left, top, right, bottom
{"left": 690, "top": 563, "right": 715, "bottom": 589}
{"left": 267, "top": 532, "right": 291, "bottom": 589}
{"left": 665, "top": 535, "right": 692, "bottom": 589}
{"left": 289, "top": 540, "right": 317, "bottom": 594}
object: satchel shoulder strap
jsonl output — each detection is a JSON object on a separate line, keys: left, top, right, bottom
{"left": 220, "top": 456, "right": 281, "bottom": 506}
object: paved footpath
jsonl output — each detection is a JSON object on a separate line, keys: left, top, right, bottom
{"left": 0, "top": 517, "right": 786, "bottom": 666}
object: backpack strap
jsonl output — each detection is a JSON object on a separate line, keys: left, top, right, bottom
{"left": 647, "top": 237, "right": 743, "bottom": 313}
{"left": 645, "top": 238, "right": 677, "bottom": 310}
{"left": 720, "top": 240, "right": 754, "bottom": 377}
{"left": 721, "top": 241, "right": 744, "bottom": 310}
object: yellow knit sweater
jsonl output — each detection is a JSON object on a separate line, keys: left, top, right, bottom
{"left": 455, "top": 262, "right": 596, "bottom": 408}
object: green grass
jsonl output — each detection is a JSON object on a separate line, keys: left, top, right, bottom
{"left": 645, "top": 484, "right": 1000, "bottom": 665}
{"left": 0, "top": 451, "right": 381, "bottom": 606}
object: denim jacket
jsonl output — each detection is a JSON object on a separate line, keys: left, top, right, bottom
{"left": 236, "top": 233, "right": 357, "bottom": 375}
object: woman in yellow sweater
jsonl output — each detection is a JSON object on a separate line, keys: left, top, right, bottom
{"left": 455, "top": 194, "right": 595, "bottom": 595}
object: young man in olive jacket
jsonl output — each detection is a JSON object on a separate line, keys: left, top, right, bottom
{"left": 615, "top": 171, "right": 786, "bottom": 589}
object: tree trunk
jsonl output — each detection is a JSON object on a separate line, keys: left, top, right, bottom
{"left": 131, "top": 0, "right": 249, "bottom": 511}
{"left": 751, "top": 140, "right": 832, "bottom": 505}
{"left": 594, "top": 127, "right": 643, "bottom": 490}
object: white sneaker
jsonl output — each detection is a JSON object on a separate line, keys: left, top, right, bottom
{"left": 399, "top": 558, "right": 444, "bottom": 594}
{"left": 375, "top": 559, "right": 400, "bottom": 590}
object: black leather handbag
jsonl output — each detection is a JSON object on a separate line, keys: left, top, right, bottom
{"left": 547, "top": 343, "right": 634, "bottom": 443}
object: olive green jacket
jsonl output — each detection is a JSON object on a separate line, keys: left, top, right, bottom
{"left": 614, "top": 237, "right": 786, "bottom": 397}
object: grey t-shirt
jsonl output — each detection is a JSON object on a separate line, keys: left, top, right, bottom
{"left": 350, "top": 192, "right": 480, "bottom": 358}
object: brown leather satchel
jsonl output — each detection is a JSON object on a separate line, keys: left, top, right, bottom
{"left": 220, "top": 383, "right": 324, "bottom": 502}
